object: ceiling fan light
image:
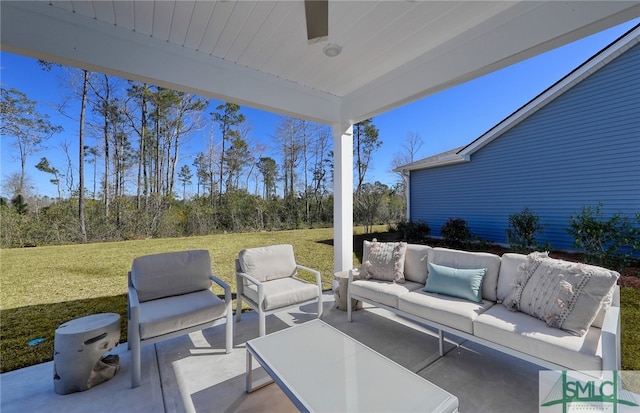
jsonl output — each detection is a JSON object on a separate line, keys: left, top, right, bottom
{"left": 323, "top": 44, "right": 342, "bottom": 57}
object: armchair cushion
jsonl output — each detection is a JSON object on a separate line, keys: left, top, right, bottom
{"left": 131, "top": 250, "right": 212, "bottom": 302}
{"left": 244, "top": 277, "right": 320, "bottom": 311}
{"left": 138, "top": 290, "right": 227, "bottom": 340}
{"left": 238, "top": 244, "right": 298, "bottom": 282}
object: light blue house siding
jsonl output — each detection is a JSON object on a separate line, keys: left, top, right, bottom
{"left": 409, "top": 41, "right": 639, "bottom": 251}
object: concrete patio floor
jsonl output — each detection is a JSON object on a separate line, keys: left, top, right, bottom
{"left": 1, "top": 292, "right": 543, "bottom": 413}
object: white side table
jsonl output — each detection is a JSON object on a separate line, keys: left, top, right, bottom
{"left": 333, "top": 270, "right": 362, "bottom": 311}
{"left": 53, "top": 313, "right": 120, "bottom": 394}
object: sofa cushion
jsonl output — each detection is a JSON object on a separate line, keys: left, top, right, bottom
{"left": 404, "top": 244, "right": 431, "bottom": 284}
{"left": 363, "top": 240, "right": 407, "bottom": 283}
{"left": 350, "top": 279, "right": 423, "bottom": 308}
{"left": 474, "top": 304, "right": 602, "bottom": 371}
{"left": 138, "top": 289, "right": 226, "bottom": 340}
{"left": 424, "top": 263, "right": 486, "bottom": 303}
{"left": 502, "top": 252, "right": 619, "bottom": 336}
{"left": 131, "top": 250, "right": 213, "bottom": 303}
{"left": 244, "top": 277, "right": 319, "bottom": 311}
{"left": 238, "top": 244, "right": 298, "bottom": 282}
{"left": 498, "top": 253, "right": 617, "bottom": 329}
{"left": 496, "top": 253, "right": 527, "bottom": 303}
{"left": 398, "top": 290, "right": 494, "bottom": 334}
{"left": 428, "top": 248, "right": 501, "bottom": 301}
{"left": 591, "top": 284, "right": 617, "bottom": 329}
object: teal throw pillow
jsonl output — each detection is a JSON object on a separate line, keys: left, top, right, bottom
{"left": 424, "top": 263, "right": 486, "bottom": 303}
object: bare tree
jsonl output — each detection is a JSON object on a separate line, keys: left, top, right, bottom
{"left": 0, "top": 88, "right": 63, "bottom": 196}
{"left": 274, "top": 117, "right": 303, "bottom": 197}
{"left": 59, "top": 140, "right": 75, "bottom": 196}
{"left": 89, "top": 74, "right": 114, "bottom": 216}
{"left": 78, "top": 69, "right": 89, "bottom": 242}
{"left": 390, "top": 131, "right": 424, "bottom": 176}
{"left": 164, "top": 93, "right": 206, "bottom": 197}
{"left": 310, "top": 126, "right": 332, "bottom": 221}
{"left": 245, "top": 138, "right": 268, "bottom": 195}
{"left": 1, "top": 173, "right": 34, "bottom": 200}
{"left": 126, "top": 82, "right": 151, "bottom": 209}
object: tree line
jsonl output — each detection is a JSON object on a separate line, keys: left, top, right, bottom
{"left": 0, "top": 63, "right": 421, "bottom": 248}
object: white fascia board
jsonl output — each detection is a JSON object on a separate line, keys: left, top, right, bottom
{"left": 397, "top": 153, "right": 470, "bottom": 172}
{"left": 0, "top": 1, "right": 342, "bottom": 125}
{"left": 341, "top": 1, "right": 640, "bottom": 124}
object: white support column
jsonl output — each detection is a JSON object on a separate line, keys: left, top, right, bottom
{"left": 333, "top": 123, "right": 354, "bottom": 274}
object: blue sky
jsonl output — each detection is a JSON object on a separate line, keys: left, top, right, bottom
{"left": 1, "top": 18, "right": 638, "bottom": 199}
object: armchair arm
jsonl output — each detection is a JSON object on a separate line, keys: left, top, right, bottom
{"left": 296, "top": 264, "right": 323, "bottom": 291}
{"left": 128, "top": 285, "right": 140, "bottom": 320}
{"left": 235, "top": 270, "right": 263, "bottom": 288}
{"left": 236, "top": 270, "right": 265, "bottom": 309}
{"left": 210, "top": 274, "right": 231, "bottom": 305}
{"left": 127, "top": 285, "right": 141, "bottom": 352}
{"left": 600, "top": 305, "right": 621, "bottom": 371}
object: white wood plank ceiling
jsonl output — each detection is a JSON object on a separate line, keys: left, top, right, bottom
{"left": 2, "top": 1, "right": 639, "bottom": 124}
{"left": 45, "top": 1, "right": 513, "bottom": 97}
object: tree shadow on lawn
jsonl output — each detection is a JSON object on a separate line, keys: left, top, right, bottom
{"left": 0, "top": 294, "right": 128, "bottom": 373}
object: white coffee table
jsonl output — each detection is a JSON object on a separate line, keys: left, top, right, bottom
{"left": 246, "top": 319, "right": 458, "bottom": 412}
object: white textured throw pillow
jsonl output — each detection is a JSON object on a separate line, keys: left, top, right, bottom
{"left": 363, "top": 239, "right": 407, "bottom": 283}
{"left": 503, "top": 252, "right": 619, "bottom": 336}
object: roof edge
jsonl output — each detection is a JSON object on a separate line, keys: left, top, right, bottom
{"left": 399, "top": 22, "right": 640, "bottom": 172}
{"left": 459, "top": 22, "right": 640, "bottom": 157}
{"left": 394, "top": 150, "right": 469, "bottom": 172}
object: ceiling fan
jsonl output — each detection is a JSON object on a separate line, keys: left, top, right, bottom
{"left": 304, "top": 0, "right": 328, "bottom": 42}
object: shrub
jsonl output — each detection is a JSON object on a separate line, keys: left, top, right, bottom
{"left": 441, "top": 218, "right": 471, "bottom": 248}
{"left": 505, "top": 207, "right": 546, "bottom": 253}
{"left": 567, "top": 204, "right": 640, "bottom": 268}
{"left": 395, "top": 219, "right": 430, "bottom": 242}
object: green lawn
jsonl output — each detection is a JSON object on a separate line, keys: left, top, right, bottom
{"left": 1, "top": 227, "right": 639, "bottom": 373}
{"left": 0, "top": 227, "right": 363, "bottom": 372}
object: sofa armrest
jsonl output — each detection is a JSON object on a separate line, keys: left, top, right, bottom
{"left": 347, "top": 268, "right": 362, "bottom": 322}
{"left": 348, "top": 267, "right": 362, "bottom": 283}
{"left": 600, "top": 305, "right": 621, "bottom": 371}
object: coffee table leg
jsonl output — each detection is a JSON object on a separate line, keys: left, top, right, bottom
{"left": 246, "top": 348, "right": 253, "bottom": 393}
{"left": 246, "top": 346, "right": 273, "bottom": 393}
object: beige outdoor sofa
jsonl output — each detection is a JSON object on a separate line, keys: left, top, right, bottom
{"left": 347, "top": 241, "right": 621, "bottom": 375}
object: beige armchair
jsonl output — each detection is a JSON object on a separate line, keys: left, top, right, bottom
{"left": 128, "top": 250, "right": 232, "bottom": 388}
{"left": 235, "top": 244, "right": 323, "bottom": 336}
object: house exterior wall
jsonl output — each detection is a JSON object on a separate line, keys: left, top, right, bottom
{"left": 409, "top": 42, "right": 640, "bottom": 251}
